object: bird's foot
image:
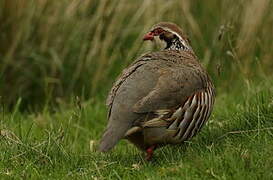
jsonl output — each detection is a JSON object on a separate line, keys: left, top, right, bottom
{"left": 145, "top": 145, "right": 156, "bottom": 161}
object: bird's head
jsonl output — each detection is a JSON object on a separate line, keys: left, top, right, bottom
{"left": 143, "top": 22, "right": 191, "bottom": 51}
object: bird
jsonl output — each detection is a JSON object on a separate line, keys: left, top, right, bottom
{"left": 98, "top": 22, "right": 215, "bottom": 160}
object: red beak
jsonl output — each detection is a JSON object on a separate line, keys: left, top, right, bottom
{"left": 143, "top": 32, "right": 154, "bottom": 41}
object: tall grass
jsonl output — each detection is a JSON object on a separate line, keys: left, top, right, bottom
{"left": 0, "top": 0, "right": 272, "bottom": 108}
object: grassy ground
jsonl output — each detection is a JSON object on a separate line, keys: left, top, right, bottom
{"left": 1, "top": 81, "right": 273, "bottom": 179}
{"left": 1, "top": 0, "right": 273, "bottom": 179}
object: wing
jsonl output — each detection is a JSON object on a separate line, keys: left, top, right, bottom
{"left": 133, "top": 66, "right": 206, "bottom": 113}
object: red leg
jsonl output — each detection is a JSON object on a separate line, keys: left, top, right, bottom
{"left": 145, "top": 145, "right": 156, "bottom": 161}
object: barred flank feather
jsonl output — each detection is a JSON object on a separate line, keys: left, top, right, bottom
{"left": 141, "top": 84, "right": 215, "bottom": 143}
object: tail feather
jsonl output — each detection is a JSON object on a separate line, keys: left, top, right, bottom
{"left": 98, "top": 123, "right": 131, "bottom": 152}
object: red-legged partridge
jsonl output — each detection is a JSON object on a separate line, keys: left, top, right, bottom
{"left": 99, "top": 22, "right": 215, "bottom": 160}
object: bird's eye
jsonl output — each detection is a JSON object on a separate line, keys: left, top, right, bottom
{"left": 154, "top": 28, "right": 164, "bottom": 35}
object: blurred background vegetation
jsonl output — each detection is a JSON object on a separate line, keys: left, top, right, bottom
{"left": 0, "top": 0, "right": 272, "bottom": 110}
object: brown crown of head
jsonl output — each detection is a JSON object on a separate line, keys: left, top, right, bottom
{"left": 143, "top": 22, "right": 190, "bottom": 45}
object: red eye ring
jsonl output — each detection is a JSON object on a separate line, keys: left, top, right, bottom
{"left": 153, "top": 28, "right": 164, "bottom": 35}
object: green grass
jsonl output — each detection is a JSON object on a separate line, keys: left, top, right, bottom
{"left": 1, "top": 81, "right": 272, "bottom": 179}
